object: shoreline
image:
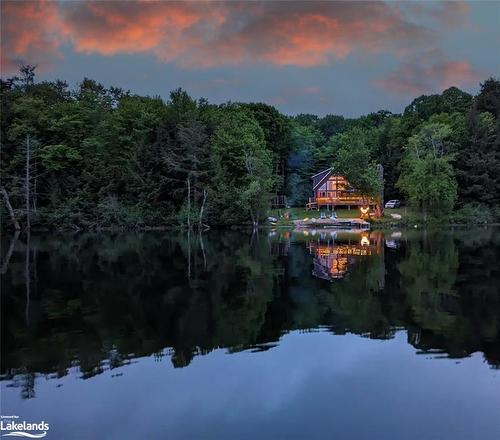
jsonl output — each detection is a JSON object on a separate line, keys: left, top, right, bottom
{"left": 2, "top": 222, "right": 500, "bottom": 235}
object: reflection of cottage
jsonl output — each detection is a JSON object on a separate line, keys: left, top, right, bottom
{"left": 308, "top": 232, "right": 383, "bottom": 281}
{"left": 311, "top": 245, "right": 349, "bottom": 280}
{"left": 306, "top": 167, "right": 382, "bottom": 211}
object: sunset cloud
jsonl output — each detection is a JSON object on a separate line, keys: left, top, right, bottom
{"left": 375, "top": 50, "right": 481, "bottom": 96}
{"left": 60, "top": 2, "right": 216, "bottom": 60}
{"left": 1, "top": 0, "right": 494, "bottom": 116}
{"left": 1, "top": 0, "right": 65, "bottom": 72}
{"left": 194, "top": 1, "right": 432, "bottom": 67}
{"left": 1, "top": 0, "right": 442, "bottom": 72}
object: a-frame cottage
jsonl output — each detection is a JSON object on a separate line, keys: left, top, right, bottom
{"left": 306, "top": 167, "right": 382, "bottom": 213}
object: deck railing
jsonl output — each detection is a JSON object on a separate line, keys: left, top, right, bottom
{"left": 309, "top": 192, "right": 378, "bottom": 205}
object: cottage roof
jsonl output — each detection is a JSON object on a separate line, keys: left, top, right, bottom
{"left": 312, "top": 168, "right": 333, "bottom": 191}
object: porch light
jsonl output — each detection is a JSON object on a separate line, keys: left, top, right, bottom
{"left": 360, "top": 236, "right": 370, "bottom": 246}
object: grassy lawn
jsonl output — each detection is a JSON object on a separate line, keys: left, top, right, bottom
{"left": 267, "top": 206, "right": 423, "bottom": 227}
{"left": 372, "top": 206, "right": 423, "bottom": 226}
{"left": 267, "top": 207, "right": 363, "bottom": 226}
{"left": 383, "top": 207, "right": 411, "bottom": 217}
{"left": 267, "top": 205, "right": 475, "bottom": 228}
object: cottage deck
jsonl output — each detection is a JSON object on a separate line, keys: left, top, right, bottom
{"left": 306, "top": 196, "right": 378, "bottom": 211}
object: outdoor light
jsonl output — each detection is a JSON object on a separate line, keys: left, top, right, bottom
{"left": 360, "top": 236, "right": 370, "bottom": 246}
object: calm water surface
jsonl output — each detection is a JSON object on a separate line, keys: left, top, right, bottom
{"left": 1, "top": 228, "right": 499, "bottom": 439}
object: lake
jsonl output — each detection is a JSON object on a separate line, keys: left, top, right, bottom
{"left": 1, "top": 228, "right": 499, "bottom": 439}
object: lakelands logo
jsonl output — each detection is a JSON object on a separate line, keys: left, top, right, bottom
{"left": 0, "top": 416, "right": 49, "bottom": 438}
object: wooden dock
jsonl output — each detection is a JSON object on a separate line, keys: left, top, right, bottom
{"left": 293, "top": 217, "right": 370, "bottom": 230}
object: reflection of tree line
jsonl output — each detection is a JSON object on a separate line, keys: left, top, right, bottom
{"left": 1, "top": 229, "right": 499, "bottom": 398}
{"left": 1, "top": 232, "right": 281, "bottom": 393}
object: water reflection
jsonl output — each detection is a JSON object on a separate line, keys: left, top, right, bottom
{"left": 306, "top": 230, "right": 383, "bottom": 280}
{"left": 1, "top": 228, "right": 499, "bottom": 399}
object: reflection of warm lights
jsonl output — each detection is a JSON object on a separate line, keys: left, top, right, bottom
{"left": 313, "top": 245, "right": 349, "bottom": 279}
{"left": 360, "top": 236, "right": 370, "bottom": 246}
{"left": 360, "top": 206, "right": 370, "bottom": 214}
{"left": 308, "top": 236, "right": 382, "bottom": 281}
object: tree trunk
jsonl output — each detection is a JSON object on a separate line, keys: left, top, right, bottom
{"left": 1, "top": 230, "right": 20, "bottom": 274}
{"left": 249, "top": 210, "right": 257, "bottom": 229}
{"left": 33, "top": 155, "right": 37, "bottom": 213}
{"left": 25, "top": 134, "right": 31, "bottom": 231}
{"left": 25, "top": 231, "right": 31, "bottom": 325}
{"left": 377, "top": 164, "right": 384, "bottom": 219}
{"left": 198, "top": 188, "right": 207, "bottom": 231}
{"left": 1, "top": 186, "right": 21, "bottom": 230}
{"left": 187, "top": 228, "right": 191, "bottom": 279}
{"left": 187, "top": 177, "right": 191, "bottom": 230}
{"left": 199, "top": 232, "right": 207, "bottom": 269}
{"left": 251, "top": 210, "right": 259, "bottom": 229}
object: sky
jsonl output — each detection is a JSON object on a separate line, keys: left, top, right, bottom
{"left": 1, "top": 1, "right": 499, "bottom": 117}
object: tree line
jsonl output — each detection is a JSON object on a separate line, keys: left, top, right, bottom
{"left": 1, "top": 66, "right": 499, "bottom": 229}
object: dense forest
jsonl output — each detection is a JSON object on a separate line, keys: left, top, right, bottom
{"left": 1, "top": 66, "right": 499, "bottom": 229}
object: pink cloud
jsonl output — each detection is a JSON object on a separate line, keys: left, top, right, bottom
{"left": 0, "top": 0, "right": 65, "bottom": 72}
{"left": 375, "top": 50, "right": 481, "bottom": 96}
{"left": 1, "top": 1, "right": 472, "bottom": 73}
